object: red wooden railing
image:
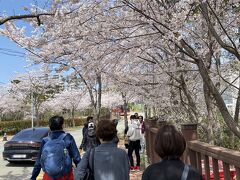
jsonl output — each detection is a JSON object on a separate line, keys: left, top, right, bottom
{"left": 187, "top": 140, "right": 239, "bottom": 180}
{"left": 145, "top": 118, "right": 240, "bottom": 180}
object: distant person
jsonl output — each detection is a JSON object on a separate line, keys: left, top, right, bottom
{"left": 139, "top": 115, "right": 145, "bottom": 153}
{"left": 141, "top": 124, "right": 202, "bottom": 180}
{"left": 31, "top": 116, "right": 81, "bottom": 180}
{"left": 112, "top": 119, "right": 119, "bottom": 144}
{"left": 127, "top": 115, "right": 142, "bottom": 171}
{"left": 80, "top": 122, "right": 100, "bottom": 151}
{"left": 139, "top": 116, "right": 145, "bottom": 134}
{"left": 82, "top": 116, "right": 93, "bottom": 137}
{"left": 124, "top": 115, "right": 135, "bottom": 149}
{"left": 134, "top": 112, "right": 139, "bottom": 118}
{"left": 124, "top": 115, "right": 136, "bottom": 135}
{"left": 75, "top": 119, "right": 130, "bottom": 180}
{"left": 113, "top": 119, "right": 119, "bottom": 127}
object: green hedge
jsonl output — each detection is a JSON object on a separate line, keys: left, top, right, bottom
{"left": 0, "top": 118, "right": 85, "bottom": 136}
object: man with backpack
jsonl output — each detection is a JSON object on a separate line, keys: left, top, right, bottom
{"left": 31, "top": 116, "right": 81, "bottom": 180}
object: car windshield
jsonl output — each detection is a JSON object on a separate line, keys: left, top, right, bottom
{"left": 12, "top": 128, "right": 49, "bottom": 141}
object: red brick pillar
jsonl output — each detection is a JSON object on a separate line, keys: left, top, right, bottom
{"left": 181, "top": 123, "right": 198, "bottom": 164}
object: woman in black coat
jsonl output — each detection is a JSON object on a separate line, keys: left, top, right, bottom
{"left": 142, "top": 124, "right": 202, "bottom": 180}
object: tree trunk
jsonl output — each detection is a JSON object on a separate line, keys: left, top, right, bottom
{"left": 230, "top": 81, "right": 240, "bottom": 145}
{"left": 121, "top": 92, "right": 128, "bottom": 130}
{"left": 96, "top": 74, "right": 102, "bottom": 121}
{"left": 203, "top": 82, "right": 215, "bottom": 144}
{"left": 71, "top": 108, "right": 76, "bottom": 127}
{"left": 148, "top": 108, "right": 151, "bottom": 118}
{"left": 197, "top": 59, "right": 240, "bottom": 137}
{"left": 180, "top": 74, "right": 199, "bottom": 123}
{"left": 34, "top": 94, "right": 40, "bottom": 127}
{"left": 144, "top": 104, "right": 148, "bottom": 119}
{"left": 152, "top": 107, "right": 156, "bottom": 116}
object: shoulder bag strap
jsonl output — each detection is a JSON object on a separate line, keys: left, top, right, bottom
{"left": 88, "top": 148, "right": 95, "bottom": 168}
{"left": 181, "top": 165, "right": 189, "bottom": 180}
{"left": 90, "top": 148, "right": 95, "bottom": 174}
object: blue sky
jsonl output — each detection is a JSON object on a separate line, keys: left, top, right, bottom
{"left": 0, "top": 36, "right": 27, "bottom": 84}
{"left": 0, "top": 0, "right": 48, "bottom": 84}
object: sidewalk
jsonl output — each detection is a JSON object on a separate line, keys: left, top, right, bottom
{"left": 116, "top": 116, "right": 144, "bottom": 180}
{"left": 130, "top": 170, "right": 142, "bottom": 180}
{"left": 118, "top": 139, "right": 143, "bottom": 180}
{"left": 36, "top": 141, "right": 144, "bottom": 180}
{"left": 80, "top": 139, "right": 144, "bottom": 180}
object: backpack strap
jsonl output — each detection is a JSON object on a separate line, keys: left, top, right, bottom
{"left": 44, "top": 133, "right": 68, "bottom": 148}
{"left": 58, "top": 133, "right": 68, "bottom": 141}
{"left": 47, "top": 132, "right": 68, "bottom": 141}
{"left": 181, "top": 165, "right": 189, "bottom": 180}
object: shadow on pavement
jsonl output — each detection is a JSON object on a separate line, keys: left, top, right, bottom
{"left": 0, "top": 165, "right": 33, "bottom": 180}
{"left": 6, "top": 161, "right": 34, "bottom": 167}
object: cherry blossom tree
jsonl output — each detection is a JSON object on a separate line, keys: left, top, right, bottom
{"left": 0, "top": 85, "right": 25, "bottom": 120}
{"left": 41, "top": 88, "right": 89, "bottom": 126}
{"left": 1, "top": 0, "right": 240, "bottom": 142}
{"left": 10, "top": 69, "right": 64, "bottom": 125}
{"left": 111, "top": 0, "right": 240, "bottom": 139}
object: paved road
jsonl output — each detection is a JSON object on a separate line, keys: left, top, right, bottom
{"left": 0, "top": 118, "right": 130, "bottom": 180}
{"left": 0, "top": 127, "right": 83, "bottom": 180}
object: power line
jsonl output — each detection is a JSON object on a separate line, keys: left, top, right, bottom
{"left": 0, "top": 47, "right": 26, "bottom": 57}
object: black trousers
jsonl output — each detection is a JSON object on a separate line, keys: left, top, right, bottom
{"left": 128, "top": 140, "right": 141, "bottom": 166}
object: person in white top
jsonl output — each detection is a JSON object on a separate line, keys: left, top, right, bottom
{"left": 127, "top": 115, "right": 142, "bottom": 171}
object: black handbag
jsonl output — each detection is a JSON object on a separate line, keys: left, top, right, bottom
{"left": 83, "top": 148, "right": 95, "bottom": 180}
{"left": 124, "top": 136, "right": 130, "bottom": 149}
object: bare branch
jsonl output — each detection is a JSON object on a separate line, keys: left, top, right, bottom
{"left": 0, "top": 13, "right": 53, "bottom": 25}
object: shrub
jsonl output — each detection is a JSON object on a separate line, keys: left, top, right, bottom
{"left": 0, "top": 118, "right": 85, "bottom": 136}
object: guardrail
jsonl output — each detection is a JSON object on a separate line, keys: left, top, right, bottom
{"left": 187, "top": 140, "right": 238, "bottom": 180}
{"left": 144, "top": 119, "right": 239, "bottom": 180}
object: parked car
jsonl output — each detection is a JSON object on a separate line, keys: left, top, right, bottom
{"left": 3, "top": 127, "right": 49, "bottom": 162}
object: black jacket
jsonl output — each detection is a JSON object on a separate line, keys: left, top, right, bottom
{"left": 82, "top": 123, "right": 88, "bottom": 136}
{"left": 80, "top": 129, "right": 100, "bottom": 151}
{"left": 142, "top": 158, "right": 202, "bottom": 180}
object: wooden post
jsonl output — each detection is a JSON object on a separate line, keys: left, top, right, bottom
{"left": 148, "top": 118, "right": 157, "bottom": 164}
{"left": 181, "top": 123, "right": 198, "bottom": 165}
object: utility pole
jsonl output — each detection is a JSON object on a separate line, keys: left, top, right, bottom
{"left": 31, "top": 91, "right": 35, "bottom": 128}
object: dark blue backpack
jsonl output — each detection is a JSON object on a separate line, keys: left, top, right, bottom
{"left": 41, "top": 133, "right": 72, "bottom": 179}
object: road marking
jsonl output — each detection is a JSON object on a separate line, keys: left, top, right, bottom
{"left": 36, "top": 171, "right": 43, "bottom": 180}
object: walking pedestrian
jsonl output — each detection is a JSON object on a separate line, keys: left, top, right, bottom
{"left": 30, "top": 116, "right": 81, "bottom": 180}
{"left": 75, "top": 119, "right": 130, "bottom": 180}
{"left": 127, "top": 115, "right": 142, "bottom": 171}
{"left": 82, "top": 116, "right": 93, "bottom": 137}
{"left": 112, "top": 119, "right": 119, "bottom": 144}
{"left": 80, "top": 122, "right": 100, "bottom": 151}
{"left": 141, "top": 124, "right": 202, "bottom": 180}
